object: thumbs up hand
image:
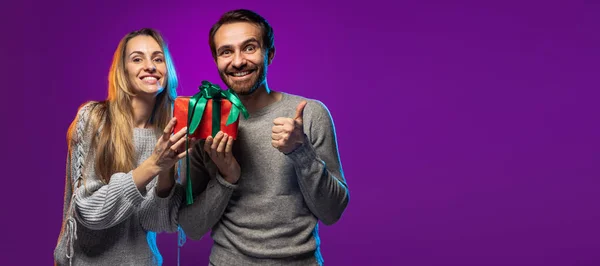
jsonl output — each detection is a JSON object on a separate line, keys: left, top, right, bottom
{"left": 271, "top": 101, "right": 308, "bottom": 154}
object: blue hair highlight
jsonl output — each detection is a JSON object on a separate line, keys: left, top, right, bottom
{"left": 162, "top": 43, "right": 179, "bottom": 101}
{"left": 313, "top": 223, "right": 324, "bottom": 266}
{"left": 146, "top": 231, "right": 164, "bottom": 265}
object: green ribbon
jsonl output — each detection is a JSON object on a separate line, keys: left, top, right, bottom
{"left": 185, "top": 81, "right": 249, "bottom": 205}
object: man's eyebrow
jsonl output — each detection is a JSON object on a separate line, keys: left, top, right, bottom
{"left": 217, "top": 38, "right": 261, "bottom": 53}
{"left": 241, "top": 38, "right": 260, "bottom": 46}
{"left": 217, "top": 45, "right": 233, "bottom": 53}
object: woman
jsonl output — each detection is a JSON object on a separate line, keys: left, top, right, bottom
{"left": 54, "top": 28, "right": 193, "bottom": 265}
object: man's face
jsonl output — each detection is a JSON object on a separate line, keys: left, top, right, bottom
{"left": 213, "top": 22, "right": 272, "bottom": 95}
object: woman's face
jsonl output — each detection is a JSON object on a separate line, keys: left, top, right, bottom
{"left": 124, "top": 35, "right": 167, "bottom": 96}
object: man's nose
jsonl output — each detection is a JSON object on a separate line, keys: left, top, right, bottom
{"left": 232, "top": 52, "right": 247, "bottom": 69}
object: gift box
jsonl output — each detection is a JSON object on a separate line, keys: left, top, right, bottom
{"left": 173, "top": 80, "right": 249, "bottom": 140}
{"left": 174, "top": 81, "right": 249, "bottom": 205}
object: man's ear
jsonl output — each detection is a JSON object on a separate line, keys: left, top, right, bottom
{"left": 267, "top": 46, "right": 276, "bottom": 65}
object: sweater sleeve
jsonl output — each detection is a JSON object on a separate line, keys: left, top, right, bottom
{"left": 177, "top": 141, "right": 237, "bottom": 240}
{"left": 70, "top": 103, "right": 147, "bottom": 230}
{"left": 138, "top": 164, "right": 185, "bottom": 233}
{"left": 60, "top": 152, "right": 74, "bottom": 223}
{"left": 54, "top": 132, "right": 78, "bottom": 265}
{"left": 286, "top": 100, "right": 350, "bottom": 225}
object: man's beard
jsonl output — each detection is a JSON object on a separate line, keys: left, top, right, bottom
{"left": 220, "top": 64, "right": 267, "bottom": 96}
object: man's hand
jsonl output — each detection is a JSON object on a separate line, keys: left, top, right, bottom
{"left": 205, "top": 131, "right": 241, "bottom": 184}
{"left": 272, "top": 101, "right": 307, "bottom": 154}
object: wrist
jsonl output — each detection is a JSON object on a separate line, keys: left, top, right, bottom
{"left": 141, "top": 159, "right": 161, "bottom": 177}
{"left": 156, "top": 180, "right": 174, "bottom": 197}
{"left": 285, "top": 135, "right": 307, "bottom": 155}
{"left": 132, "top": 160, "right": 161, "bottom": 191}
{"left": 155, "top": 168, "right": 175, "bottom": 197}
{"left": 158, "top": 168, "right": 173, "bottom": 179}
{"left": 221, "top": 172, "right": 240, "bottom": 184}
{"left": 158, "top": 169, "right": 175, "bottom": 184}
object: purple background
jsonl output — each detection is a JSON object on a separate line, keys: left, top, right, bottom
{"left": 3, "top": 0, "right": 599, "bottom": 265}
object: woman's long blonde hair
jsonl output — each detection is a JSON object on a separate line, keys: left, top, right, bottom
{"left": 67, "top": 28, "right": 178, "bottom": 183}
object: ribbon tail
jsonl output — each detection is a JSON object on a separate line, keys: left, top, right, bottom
{"left": 188, "top": 97, "right": 207, "bottom": 135}
{"left": 225, "top": 107, "right": 240, "bottom": 126}
{"left": 223, "top": 90, "right": 249, "bottom": 124}
{"left": 185, "top": 132, "right": 193, "bottom": 205}
{"left": 212, "top": 99, "right": 221, "bottom": 137}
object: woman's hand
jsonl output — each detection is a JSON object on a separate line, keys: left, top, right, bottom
{"left": 133, "top": 117, "right": 197, "bottom": 190}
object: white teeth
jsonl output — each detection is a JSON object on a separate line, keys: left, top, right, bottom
{"left": 233, "top": 71, "right": 250, "bottom": 77}
{"left": 142, "top": 77, "right": 157, "bottom": 81}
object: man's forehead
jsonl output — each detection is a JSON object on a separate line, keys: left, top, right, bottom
{"left": 215, "top": 22, "right": 262, "bottom": 46}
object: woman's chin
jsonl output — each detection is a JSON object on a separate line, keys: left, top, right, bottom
{"left": 135, "top": 86, "right": 163, "bottom": 96}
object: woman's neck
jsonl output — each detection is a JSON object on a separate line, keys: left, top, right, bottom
{"left": 131, "top": 95, "right": 156, "bottom": 128}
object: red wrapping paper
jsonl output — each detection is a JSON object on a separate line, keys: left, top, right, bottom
{"left": 173, "top": 97, "right": 240, "bottom": 140}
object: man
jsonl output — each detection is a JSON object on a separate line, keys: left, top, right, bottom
{"left": 178, "top": 9, "right": 349, "bottom": 266}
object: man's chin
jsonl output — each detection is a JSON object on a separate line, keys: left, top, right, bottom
{"left": 226, "top": 81, "right": 259, "bottom": 95}
{"left": 230, "top": 87, "right": 256, "bottom": 96}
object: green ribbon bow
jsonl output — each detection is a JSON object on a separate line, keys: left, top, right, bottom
{"left": 185, "top": 81, "right": 249, "bottom": 205}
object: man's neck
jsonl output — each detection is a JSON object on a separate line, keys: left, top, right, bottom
{"left": 239, "top": 83, "right": 282, "bottom": 114}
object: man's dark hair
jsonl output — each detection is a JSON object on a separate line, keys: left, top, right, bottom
{"left": 209, "top": 9, "right": 275, "bottom": 59}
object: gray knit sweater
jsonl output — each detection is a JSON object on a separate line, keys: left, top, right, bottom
{"left": 178, "top": 93, "right": 350, "bottom": 266}
{"left": 53, "top": 103, "right": 183, "bottom": 266}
